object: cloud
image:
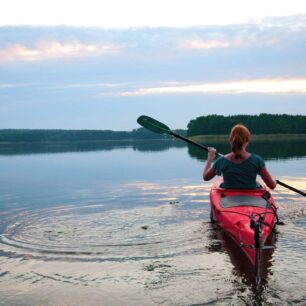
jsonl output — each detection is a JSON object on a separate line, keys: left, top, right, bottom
{"left": 0, "top": 41, "right": 124, "bottom": 62}
{"left": 1, "top": 16, "right": 306, "bottom": 60}
{"left": 178, "top": 39, "right": 231, "bottom": 50}
{"left": 118, "top": 79, "right": 306, "bottom": 96}
{"left": 0, "top": 83, "right": 28, "bottom": 89}
{"left": 0, "top": 83, "right": 18, "bottom": 89}
{"left": 177, "top": 35, "right": 279, "bottom": 50}
{"left": 176, "top": 15, "right": 306, "bottom": 51}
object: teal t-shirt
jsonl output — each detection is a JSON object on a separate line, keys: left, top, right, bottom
{"left": 213, "top": 154, "right": 265, "bottom": 189}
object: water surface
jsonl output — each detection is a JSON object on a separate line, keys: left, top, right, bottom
{"left": 0, "top": 140, "right": 305, "bottom": 305}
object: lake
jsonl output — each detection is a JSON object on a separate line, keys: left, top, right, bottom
{"left": 0, "top": 139, "right": 305, "bottom": 306}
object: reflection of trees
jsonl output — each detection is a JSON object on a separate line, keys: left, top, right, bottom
{"left": 0, "top": 140, "right": 186, "bottom": 156}
{"left": 132, "top": 140, "right": 185, "bottom": 152}
{"left": 1, "top": 139, "right": 306, "bottom": 160}
{"left": 188, "top": 140, "right": 306, "bottom": 161}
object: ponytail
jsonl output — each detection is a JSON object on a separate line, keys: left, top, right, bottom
{"left": 229, "top": 124, "right": 250, "bottom": 159}
{"left": 231, "top": 135, "right": 243, "bottom": 158}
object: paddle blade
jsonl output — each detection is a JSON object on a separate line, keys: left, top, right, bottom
{"left": 137, "top": 115, "right": 172, "bottom": 135}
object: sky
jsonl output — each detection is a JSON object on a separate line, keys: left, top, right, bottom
{"left": 0, "top": 1, "right": 306, "bottom": 130}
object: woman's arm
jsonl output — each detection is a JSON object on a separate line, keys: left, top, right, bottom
{"left": 259, "top": 167, "right": 276, "bottom": 189}
{"left": 203, "top": 147, "right": 217, "bottom": 181}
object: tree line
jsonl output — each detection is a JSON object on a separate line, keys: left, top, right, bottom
{"left": 1, "top": 113, "right": 305, "bottom": 142}
{"left": 187, "top": 114, "right": 306, "bottom": 136}
{"left": 0, "top": 128, "right": 187, "bottom": 143}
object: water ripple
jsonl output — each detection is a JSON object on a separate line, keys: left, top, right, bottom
{"left": 0, "top": 202, "right": 210, "bottom": 263}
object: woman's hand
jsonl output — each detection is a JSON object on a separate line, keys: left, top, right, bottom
{"left": 203, "top": 147, "right": 217, "bottom": 181}
{"left": 207, "top": 147, "right": 217, "bottom": 160}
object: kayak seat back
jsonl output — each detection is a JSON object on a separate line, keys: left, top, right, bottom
{"left": 219, "top": 182, "right": 263, "bottom": 189}
{"left": 220, "top": 195, "right": 271, "bottom": 208}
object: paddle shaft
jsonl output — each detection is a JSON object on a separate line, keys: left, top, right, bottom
{"left": 276, "top": 180, "right": 306, "bottom": 197}
{"left": 169, "top": 131, "right": 223, "bottom": 157}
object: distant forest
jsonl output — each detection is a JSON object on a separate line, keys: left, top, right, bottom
{"left": 0, "top": 128, "right": 187, "bottom": 143}
{"left": 187, "top": 114, "right": 306, "bottom": 136}
{"left": 1, "top": 113, "right": 306, "bottom": 142}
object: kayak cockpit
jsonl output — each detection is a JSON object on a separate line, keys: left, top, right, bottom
{"left": 219, "top": 195, "right": 271, "bottom": 209}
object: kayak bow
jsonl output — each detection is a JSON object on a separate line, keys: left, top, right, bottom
{"left": 210, "top": 178, "right": 278, "bottom": 284}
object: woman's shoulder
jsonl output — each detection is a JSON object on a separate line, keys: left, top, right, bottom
{"left": 213, "top": 155, "right": 229, "bottom": 167}
{"left": 249, "top": 153, "right": 265, "bottom": 167}
{"left": 249, "top": 153, "right": 264, "bottom": 161}
{"left": 214, "top": 155, "right": 225, "bottom": 163}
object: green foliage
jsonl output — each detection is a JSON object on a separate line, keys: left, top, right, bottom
{"left": 187, "top": 114, "right": 306, "bottom": 136}
{"left": 0, "top": 128, "right": 174, "bottom": 143}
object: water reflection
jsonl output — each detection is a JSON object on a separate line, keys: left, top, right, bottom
{"left": 0, "top": 178, "right": 305, "bottom": 305}
{"left": 1, "top": 138, "right": 306, "bottom": 161}
{"left": 188, "top": 138, "right": 306, "bottom": 161}
{"left": 0, "top": 182, "right": 211, "bottom": 263}
{"left": 210, "top": 225, "right": 276, "bottom": 286}
{"left": 0, "top": 140, "right": 185, "bottom": 156}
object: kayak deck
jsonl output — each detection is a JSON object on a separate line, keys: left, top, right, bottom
{"left": 209, "top": 179, "right": 277, "bottom": 275}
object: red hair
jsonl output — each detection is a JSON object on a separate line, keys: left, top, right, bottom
{"left": 229, "top": 124, "right": 250, "bottom": 158}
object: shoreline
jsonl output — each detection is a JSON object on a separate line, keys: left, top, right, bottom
{"left": 0, "top": 134, "right": 306, "bottom": 144}
{"left": 189, "top": 134, "right": 306, "bottom": 142}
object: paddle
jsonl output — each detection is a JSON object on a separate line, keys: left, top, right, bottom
{"left": 137, "top": 115, "right": 306, "bottom": 197}
{"left": 276, "top": 180, "right": 306, "bottom": 197}
{"left": 137, "top": 115, "right": 223, "bottom": 157}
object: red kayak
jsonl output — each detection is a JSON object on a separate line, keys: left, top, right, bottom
{"left": 210, "top": 178, "right": 278, "bottom": 283}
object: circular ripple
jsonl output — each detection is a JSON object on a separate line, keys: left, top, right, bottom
{"left": 0, "top": 203, "right": 209, "bottom": 262}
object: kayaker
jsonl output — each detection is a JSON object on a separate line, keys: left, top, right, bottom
{"left": 203, "top": 124, "right": 276, "bottom": 189}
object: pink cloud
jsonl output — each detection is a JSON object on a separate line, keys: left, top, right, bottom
{"left": 0, "top": 41, "right": 124, "bottom": 62}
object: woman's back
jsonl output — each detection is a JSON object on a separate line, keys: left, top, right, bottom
{"left": 203, "top": 124, "right": 276, "bottom": 190}
{"left": 213, "top": 153, "right": 265, "bottom": 189}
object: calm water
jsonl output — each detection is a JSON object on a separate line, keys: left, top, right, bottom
{"left": 0, "top": 140, "right": 305, "bottom": 306}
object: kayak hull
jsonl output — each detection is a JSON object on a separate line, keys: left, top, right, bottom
{"left": 210, "top": 178, "right": 277, "bottom": 267}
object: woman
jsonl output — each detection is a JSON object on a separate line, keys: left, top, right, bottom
{"left": 203, "top": 124, "right": 276, "bottom": 189}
